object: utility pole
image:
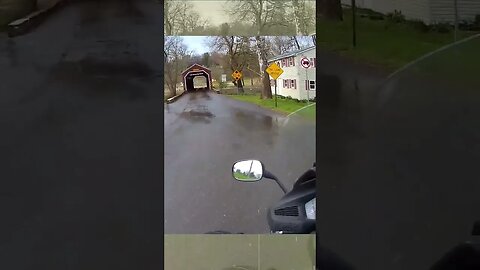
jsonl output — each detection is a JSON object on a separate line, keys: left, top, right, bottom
{"left": 454, "top": 0, "right": 459, "bottom": 42}
{"left": 352, "top": 0, "right": 357, "bottom": 47}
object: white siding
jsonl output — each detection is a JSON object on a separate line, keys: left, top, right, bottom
{"left": 430, "top": 0, "right": 480, "bottom": 23}
{"left": 343, "top": 0, "right": 480, "bottom": 23}
{"left": 342, "top": 0, "right": 431, "bottom": 23}
{"left": 268, "top": 48, "right": 316, "bottom": 100}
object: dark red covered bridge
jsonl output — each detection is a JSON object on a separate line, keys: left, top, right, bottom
{"left": 181, "top": 63, "right": 212, "bottom": 92}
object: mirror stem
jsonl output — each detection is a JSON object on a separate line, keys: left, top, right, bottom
{"left": 264, "top": 170, "right": 288, "bottom": 194}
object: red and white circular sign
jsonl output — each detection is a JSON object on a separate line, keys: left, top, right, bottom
{"left": 300, "top": 57, "right": 310, "bottom": 68}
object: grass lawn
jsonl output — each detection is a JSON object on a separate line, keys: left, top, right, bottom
{"left": 233, "top": 171, "right": 255, "bottom": 180}
{"left": 317, "top": 8, "right": 480, "bottom": 70}
{"left": 407, "top": 35, "right": 480, "bottom": 85}
{"left": 225, "top": 93, "right": 316, "bottom": 120}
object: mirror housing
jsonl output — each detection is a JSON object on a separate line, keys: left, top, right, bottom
{"left": 232, "top": 160, "right": 264, "bottom": 182}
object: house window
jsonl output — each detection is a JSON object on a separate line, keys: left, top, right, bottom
{"left": 305, "top": 80, "right": 315, "bottom": 90}
{"left": 313, "top": 58, "right": 316, "bottom": 68}
{"left": 292, "top": 79, "right": 296, "bottom": 89}
{"left": 281, "top": 59, "right": 286, "bottom": 67}
{"left": 283, "top": 79, "right": 287, "bottom": 88}
{"left": 292, "top": 57, "right": 295, "bottom": 66}
{"left": 288, "top": 57, "right": 293, "bottom": 66}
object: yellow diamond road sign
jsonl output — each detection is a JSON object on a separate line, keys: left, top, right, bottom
{"left": 266, "top": 62, "right": 283, "bottom": 80}
{"left": 231, "top": 70, "right": 242, "bottom": 81}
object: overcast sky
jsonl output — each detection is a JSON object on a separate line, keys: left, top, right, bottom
{"left": 190, "top": 1, "right": 232, "bottom": 25}
{"left": 181, "top": 36, "right": 211, "bottom": 54}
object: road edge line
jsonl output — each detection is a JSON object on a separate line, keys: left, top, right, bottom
{"left": 166, "top": 91, "right": 185, "bottom": 104}
{"left": 7, "top": 0, "right": 67, "bottom": 37}
{"left": 286, "top": 102, "right": 316, "bottom": 118}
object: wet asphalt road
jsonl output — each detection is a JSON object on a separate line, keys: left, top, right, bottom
{"left": 316, "top": 39, "right": 480, "bottom": 270}
{"left": 164, "top": 90, "right": 315, "bottom": 234}
{"left": 0, "top": 1, "right": 163, "bottom": 269}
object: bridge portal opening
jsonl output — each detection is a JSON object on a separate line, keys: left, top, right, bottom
{"left": 181, "top": 64, "right": 213, "bottom": 92}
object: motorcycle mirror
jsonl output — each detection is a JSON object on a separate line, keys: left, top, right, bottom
{"left": 232, "top": 160, "right": 264, "bottom": 182}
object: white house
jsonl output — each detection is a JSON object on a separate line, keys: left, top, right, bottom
{"left": 267, "top": 46, "right": 316, "bottom": 101}
{"left": 341, "top": 0, "right": 480, "bottom": 24}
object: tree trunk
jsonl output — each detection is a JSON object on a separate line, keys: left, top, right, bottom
{"left": 291, "top": 0, "right": 301, "bottom": 35}
{"left": 261, "top": 70, "right": 271, "bottom": 99}
{"left": 254, "top": 36, "right": 273, "bottom": 99}
{"left": 292, "top": 36, "right": 301, "bottom": 50}
{"left": 166, "top": 75, "right": 177, "bottom": 98}
{"left": 237, "top": 79, "right": 244, "bottom": 94}
{"left": 165, "top": 62, "right": 178, "bottom": 98}
{"left": 317, "top": 0, "right": 343, "bottom": 21}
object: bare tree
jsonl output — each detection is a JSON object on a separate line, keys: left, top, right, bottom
{"left": 164, "top": 36, "right": 189, "bottom": 98}
{"left": 208, "top": 36, "right": 254, "bottom": 93}
{"left": 227, "top": 0, "right": 292, "bottom": 35}
{"left": 164, "top": 0, "right": 209, "bottom": 35}
{"left": 253, "top": 36, "right": 273, "bottom": 99}
{"left": 290, "top": 0, "right": 315, "bottom": 35}
{"left": 270, "top": 36, "right": 300, "bottom": 55}
{"left": 318, "top": 0, "right": 343, "bottom": 21}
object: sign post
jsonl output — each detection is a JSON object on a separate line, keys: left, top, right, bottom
{"left": 265, "top": 62, "right": 284, "bottom": 108}
{"left": 352, "top": 0, "right": 357, "bottom": 47}
{"left": 300, "top": 57, "right": 311, "bottom": 103}
{"left": 231, "top": 70, "right": 243, "bottom": 94}
{"left": 274, "top": 79, "right": 277, "bottom": 107}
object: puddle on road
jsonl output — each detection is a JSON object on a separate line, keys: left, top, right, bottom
{"left": 317, "top": 73, "right": 342, "bottom": 110}
{"left": 233, "top": 110, "right": 281, "bottom": 147}
{"left": 74, "top": 56, "right": 152, "bottom": 78}
{"left": 5, "top": 39, "right": 18, "bottom": 67}
{"left": 233, "top": 110, "right": 280, "bottom": 131}
{"left": 79, "top": 0, "right": 146, "bottom": 25}
{"left": 178, "top": 105, "right": 215, "bottom": 124}
{"left": 49, "top": 56, "right": 154, "bottom": 101}
{"left": 187, "top": 90, "right": 212, "bottom": 101}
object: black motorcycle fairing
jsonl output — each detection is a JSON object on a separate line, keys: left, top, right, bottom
{"left": 267, "top": 171, "right": 315, "bottom": 234}
{"left": 294, "top": 165, "right": 316, "bottom": 188}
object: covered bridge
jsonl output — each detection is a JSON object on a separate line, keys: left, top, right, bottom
{"left": 181, "top": 64, "right": 213, "bottom": 92}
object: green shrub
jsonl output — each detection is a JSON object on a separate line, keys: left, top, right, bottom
{"left": 407, "top": 20, "right": 429, "bottom": 33}
{"left": 369, "top": 14, "right": 384, "bottom": 21}
{"left": 431, "top": 22, "right": 451, "bottom": 33}
{"left": 218, "top": 81, "right": 227, "bottom": 89}
{"left": 458, "top": 20, "right": 479, "bottom": 31}
{"left": 386, "top": 10, "right": 405, "bottom": 24}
